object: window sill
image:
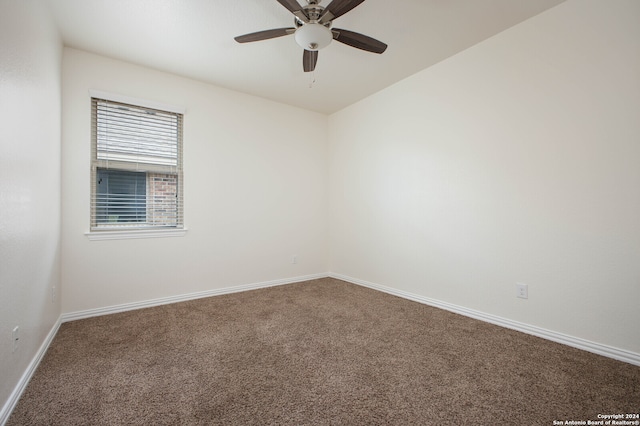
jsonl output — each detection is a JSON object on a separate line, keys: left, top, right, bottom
{"left": 85, "top": 228, "right": 187, "bottom": 241}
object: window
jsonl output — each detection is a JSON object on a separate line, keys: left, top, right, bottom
{"left": 96, "top": 169, "right": 147, "bottom": 224}
{"left": 90, "top": 97, "right": 184, "bottom": 234}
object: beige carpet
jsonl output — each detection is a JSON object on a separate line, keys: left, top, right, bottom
{"left": 8, "top": 278, "right": 639, "bottom": 425}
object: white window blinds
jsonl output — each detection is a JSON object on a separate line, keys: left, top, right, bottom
{"left": 90, "top": 97, "right": 184, "bottom": 230}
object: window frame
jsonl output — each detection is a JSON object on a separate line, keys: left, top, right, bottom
{"left": 85, "top": 90, "right": 187, "bottom": 241}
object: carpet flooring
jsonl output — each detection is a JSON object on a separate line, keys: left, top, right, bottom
{"left": 7, "top": 278, "right": 639, "bottom": 425}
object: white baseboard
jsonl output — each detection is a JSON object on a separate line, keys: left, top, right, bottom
{"left": 61, "top": 273, "right": 329, "bottom": 323}
{"left": 329, "top": 272, "right": 640, "bottom": 367}
{"left": 0, "top": 317, "right": 62, "bottom": 426}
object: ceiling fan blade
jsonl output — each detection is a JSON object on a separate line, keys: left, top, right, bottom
{"left": 319, "top": 0, "right": 365, "bottom": 24}
{"left": 332, "top": 28, "right": 387, "bottom": 53}
{"left": 303, "top": 50, "right": 318, "bottom": 72}
{"left": 276, "top": 0, "right": 302, "bottom": 14}
{"left": 276, "top": 0, "right": 309, "bottom": 22}
{"left": 234, "top": 28, "right": 295, "bottom": 43}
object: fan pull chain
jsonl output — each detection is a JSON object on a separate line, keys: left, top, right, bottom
{"left": 308, "top": 70, "right": 316, "bottom": 89}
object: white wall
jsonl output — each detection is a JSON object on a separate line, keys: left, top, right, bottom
{"left": 329, "top": 0, "right": 640, "bottom": 354}
{"left": 0, "top": 0, "right": 62, "bottom": 418}
{"left": 61, "top": 48, "right": 328, "bottom": 314}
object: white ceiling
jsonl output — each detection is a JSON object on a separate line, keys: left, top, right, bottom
{"left": 48, "top": 0, "right": 565, "bottom": 114}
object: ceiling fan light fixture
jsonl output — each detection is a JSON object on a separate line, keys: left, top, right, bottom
{"left": 294, "top": 23, "right": 332, "bottom": 51}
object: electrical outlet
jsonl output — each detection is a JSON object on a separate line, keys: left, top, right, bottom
{"left": 292, "top": 255, "right": 298, "bottom": 264}
{"left": 516, "top": 283, "right": 528, "bottom": 299}
{"left": 12, "top": 326, "right": 19, "bottom": 353}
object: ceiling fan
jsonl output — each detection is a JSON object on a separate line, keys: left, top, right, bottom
{"left": 234, "top": 0, "right": 387, "bottom": 72}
